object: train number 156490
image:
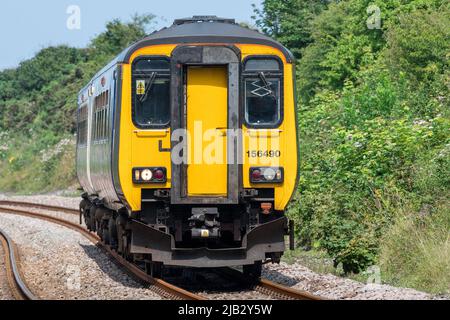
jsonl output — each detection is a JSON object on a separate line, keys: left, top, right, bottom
{"left": 246, "top": 150, "right": 281, "bottom": 158}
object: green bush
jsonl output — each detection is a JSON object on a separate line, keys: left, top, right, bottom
{"left": 278, "top": 1, "right": 450, "bottom": 278}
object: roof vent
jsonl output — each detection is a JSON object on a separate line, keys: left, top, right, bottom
{"left": 173, "top": 16, "right": 236, "bottom": 25}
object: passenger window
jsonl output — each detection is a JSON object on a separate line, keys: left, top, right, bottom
{"left": 93, "top": 90, "right": 110, "bottom": 141}
{"left": 132, "top": 58, "right": 171, "bottom": 128}
{"left": 244, "top": 58, "right": 283, "bottom": 127}
{"left": 77, "top": 104, "right": 88, "bottom": 145}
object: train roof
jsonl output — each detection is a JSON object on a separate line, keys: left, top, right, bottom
{"left": 82, "top": 16, "right": 294, "bottom": 95}
{"left": 116, "top": 16, "right": 294, "bottom": 64}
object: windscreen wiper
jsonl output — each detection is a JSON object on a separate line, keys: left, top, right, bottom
{"left": 258, "top": 72, "right": 276, "bottom": 99}
{"left": 139, "top": 72, "right": 157, "bottom": 103}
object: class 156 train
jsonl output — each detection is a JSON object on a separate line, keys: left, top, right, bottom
{"left": 76, "top": 16, "right": 299, "bottom": 278}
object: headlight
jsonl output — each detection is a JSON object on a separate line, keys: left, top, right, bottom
{"left": 250, "top": 167, "right": 284, "bottom": 184}
{"left": 141, "top": 169, "right": 153, "bottom": 181}
{"left": 263, "top": 168, "right": 276, "bottom": 181}
{"left": 133, "top": 167, "right": 167, "bottom": 184}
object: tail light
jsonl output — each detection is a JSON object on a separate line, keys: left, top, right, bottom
{"left": 250, "top": 167, "right": 284, "bottom": 184}
{"left": 133, "top": 167, "right": 167, "bottom": 184}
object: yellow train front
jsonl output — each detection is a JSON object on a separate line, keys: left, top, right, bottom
{"left": 76, "top": 16, "right": 299, "bottom": 278}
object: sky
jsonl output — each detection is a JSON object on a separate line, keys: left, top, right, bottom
{"left": 0, "top": 0, "right": 262, "bottom": 71}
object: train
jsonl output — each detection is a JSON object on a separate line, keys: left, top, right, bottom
{"left": 76, "top": 16, "right": 299, "bottom": 278}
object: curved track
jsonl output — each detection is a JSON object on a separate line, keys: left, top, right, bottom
{"left": 0, "top": 228, "right": 37, "bottom": 300}
{"left": 0, "top": 200, "right": 324, "bottom": 300}
{"left": 0, "top": 203, "right": 205, "bottom": 300}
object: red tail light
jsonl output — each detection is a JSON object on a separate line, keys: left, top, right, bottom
{"left": 251, "top": 169, "right": 262, "bottom": 181}
{"left": 153, "top": 169, "right": 165, "bottom": 181}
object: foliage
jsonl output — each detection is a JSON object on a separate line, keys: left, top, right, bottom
{"left": 90, "top": 14, "right": 156, "bottom": 58}
{"left": 258, "top": 0, "right": 449, "bottom": 289}
{"left": 0, "top": 15, "right": 156, "bottom": 193}
{"left": 253, "top": 0, "right": 328, "bottom": 58}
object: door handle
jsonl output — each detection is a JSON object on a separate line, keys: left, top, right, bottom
{"left": 158, "top": 140, "right": 171, "bottom": 152}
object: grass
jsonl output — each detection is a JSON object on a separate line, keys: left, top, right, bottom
{"left": 379, "top": 201, "right": 450, "bottom": 294}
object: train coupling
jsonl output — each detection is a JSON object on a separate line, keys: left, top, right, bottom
{"left": 189, "top": 208, "right": 220, "bottom": 239}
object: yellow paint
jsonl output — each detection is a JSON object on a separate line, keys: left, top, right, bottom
{"left": 119, "top": 45, "right": 176, "bottom": 211}
{"left": 238, "top": 45, "right": 298, "bottom": 211}
{"left": 118, "top": 43, "right": 298, "bottom": 212}
{"left": 186, "top": 66, "right": 228, "bottom": 196}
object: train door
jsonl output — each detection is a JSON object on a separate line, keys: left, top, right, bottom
{"left": 186, "top": 66, "right": 228, "bottom": 196}
{"left": 171, "top": 46, "right": 241, "bottom": 204}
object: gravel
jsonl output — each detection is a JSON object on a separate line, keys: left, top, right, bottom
{"left": 1, "top": 193, "right": 447, "bottom": 300}
{"left": 167, "top": 269, "right": 276, "bottom": 300}
{"left": 263, "top": 262, "right": 445, "bottom": 300}
{"left": 0, "top": 212, "right": 161, "bottom": 300}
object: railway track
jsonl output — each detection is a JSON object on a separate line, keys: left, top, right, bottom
{"left": 0, "top": 202, "right": 204, "bottom": 300}
{"left": 217, "top": 267, "right": 322, "bottom": 300}
{"left": 0, "top": 200, "right": 323, "bottom": 301}
{"left": 0, "top": 228, "right": 37, "bottom": 300}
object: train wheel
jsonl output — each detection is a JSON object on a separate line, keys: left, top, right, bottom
{"left": 108, "top": 217, "right": 118, "bottom": 250}
{"left": 119, "top": 228, "right": 132, "bottom": 261}
{"left": 243, "top": 261, "right": 262, "bottom": 281}
{"left": 79, "top": 200, "right": 89, "bottom": 225}
{"left": 89, "top": 206, "right": 97, "bottom": 232}
{"left": 102, "top": 224, "right": 110, "bottom": 245}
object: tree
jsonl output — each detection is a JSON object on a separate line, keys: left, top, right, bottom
{"left": 90, "top": 14, "right": 156, "bottom": 57}
{"left": 253, "top": 0, "right": 329, "bottom": 58}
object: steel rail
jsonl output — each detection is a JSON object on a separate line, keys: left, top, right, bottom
{"left": 0, "top": 205, "right": 206, "bottom": 300}
{"left": 216, "top": 267, "right": 324, "bottom": 300}
{"left": 0, "top": 201, "right": 325, "bottom": 301}
{"left": 0, "top": 228, "right": 38, "bottom": 300}
{"left": 0, "top": 200, "right": 78, "bottom": 215}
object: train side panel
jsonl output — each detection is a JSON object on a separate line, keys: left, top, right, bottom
{"left": 77, "top": 67, "right": 121, "bottom": 208}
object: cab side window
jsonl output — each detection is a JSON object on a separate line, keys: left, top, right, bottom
{"left": 243, "top": 58, "right": 283, "bottom": 128}
{"left": 132, "top": 58, "right": 170, "bottom": 128}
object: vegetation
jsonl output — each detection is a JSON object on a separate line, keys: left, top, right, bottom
{"left": 0, "top": 2, "right": 448, "bottom": 293}
{"left": 255, "top": 0, "right": 449, "bottom": 293}
{"left": 0, "top": 15, "right": 155, "bottom": 193}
